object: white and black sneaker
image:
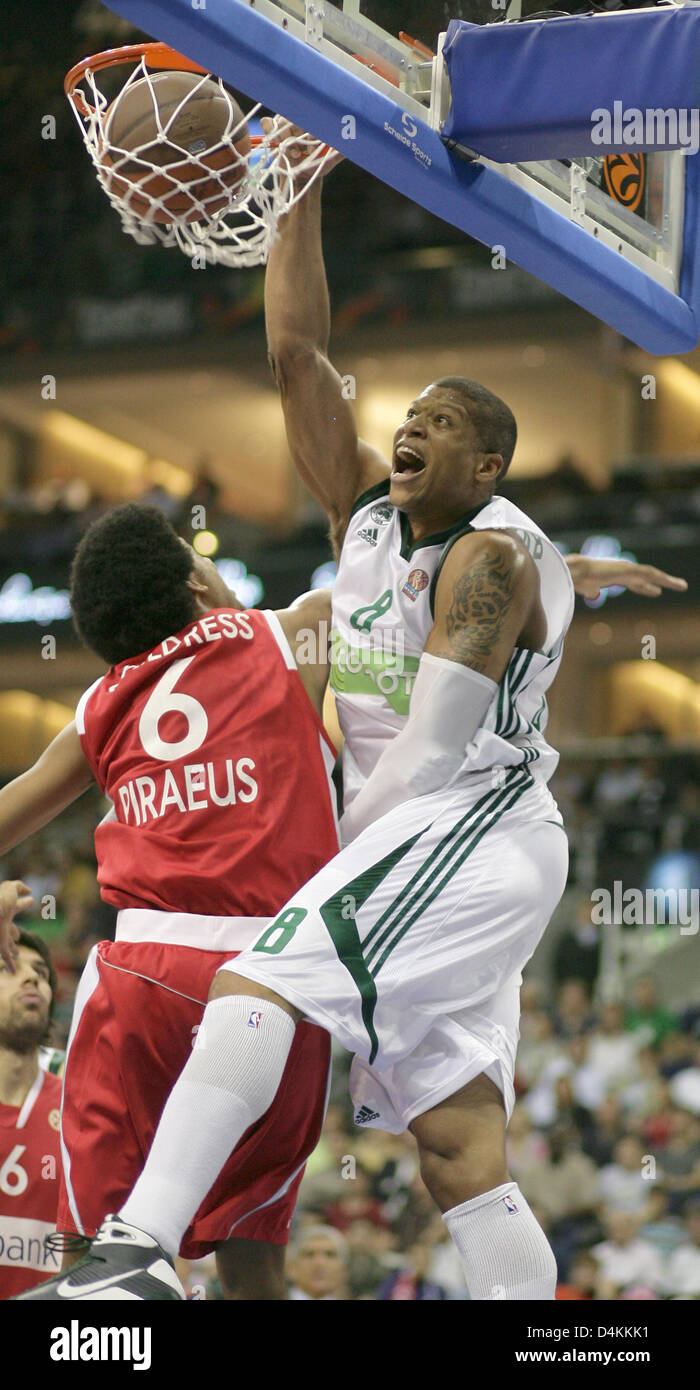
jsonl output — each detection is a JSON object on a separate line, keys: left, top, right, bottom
{"left": 14, "top": 1217, "right": 185, "bottom": 1300}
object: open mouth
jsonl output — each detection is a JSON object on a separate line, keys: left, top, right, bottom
{"left": 391, "top": 445, "right": 426, "bottom": 480}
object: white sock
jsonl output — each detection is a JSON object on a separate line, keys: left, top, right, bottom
{"left": 443, "top": 1181, "right": 557, "bottom": 1300}
{"left": 120, "top": 994, "right": 295, "bottom": 1256}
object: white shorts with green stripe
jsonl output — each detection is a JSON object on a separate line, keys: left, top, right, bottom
{"left": 224, "top": 766, "right": 569, "bottom": 1134}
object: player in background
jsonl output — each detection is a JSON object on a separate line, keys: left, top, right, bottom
{"left": 26, "top": 142, "right": 688, "bottom": 1301}
{"left": 0, "top": 502, "right": 339, "bottom": 1300}
{"left": 0, "top": 920, "right": 62, "bottom": 1299}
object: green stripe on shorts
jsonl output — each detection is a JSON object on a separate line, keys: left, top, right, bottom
{"left": 369, "top": 768, "right": 533, "bottom": 977}
{"left": 318, "top": 829, "right": 425, "bottom": 1064}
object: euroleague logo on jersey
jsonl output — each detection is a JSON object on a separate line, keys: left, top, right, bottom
{"left": 402, "top": 568, "right": 429, "bottom": 601}
{"left": 48, "top": 1109, "right": 60, "bottom": 1132}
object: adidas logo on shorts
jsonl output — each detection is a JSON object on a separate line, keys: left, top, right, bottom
{"left": 354, "top": 1105, "right": 380, "bottom": 1124}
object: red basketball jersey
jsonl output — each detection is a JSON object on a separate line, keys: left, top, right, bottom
{"left": 0, "top": 1069, "right": 62, "bottom": 1299}
{"left": 76, "top": 608, "right": 339, "bottom": 916}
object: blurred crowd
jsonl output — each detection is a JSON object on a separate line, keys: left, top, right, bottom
{"left": 0, "top": 467, "right": 223, "bottom": 569}
{"left": 551, "top": 751, "right": 700, "bottom": 890}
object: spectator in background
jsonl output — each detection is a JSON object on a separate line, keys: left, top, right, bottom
{"left": 287, "top": 1226, "right": 348, "bottom": 1301}
{"left": 657, "top": 1108, "right": 700, "bottom": 1211}
{"left": 422, "top": 1215, "right": 468, "bottom": 1301}
{"left": 599, "top": 1136, "right": 652, "bottom": 1216}
{"left": 181, "top": 461, "right": 221, "bottom": 532}
{"left": 663, "top": 783, "right": 700, "bottom": 855}
{"left": 641, "top": 1079, "right": 680, "bottom": 1150}
{"left": 294, "top": 1103, "right": 352, "bottom": 1211}
{"left": 517, "top": 1122, "right": 600, "bottom": 1230}
{"left": 506, "top": 1104, "right": 549, "bottom": 1177}
{"left": 593, "top": 1210, "right": 665, "bottom": 1297}
{"left": 377, "top": 1242, "right": 448, "bottom": 1301}
{"left": 594, "top": 759, "right": 646, "bottom": 812}
{"left": 526, "top": 1066, "right": 593, "bottom": 1133}
{"left": 586, "top": 1001, "right": 641, "bottom": 1090}
{"left": 625, "top": 976, "right": 677, "bottom": 1049}
{"left": 663, "top": 1199, "right": 700, "bottom": 1297}
{"left": 344, "top": 1217, "right": 400, "bottom": 1300}
{"left": 556, "top": 1250, "right": 601, "bottom": 1301}
{"left": 0, "top": 928, "right": 62, "bottom": 1299}
{"left": 138, "top": 464, "right": 182, "bottom": 525}
{"left": 515, "top": 1007, "right": 562, "bottom": 1091}
{"left": 553, "top": 979, "right": 596, "bottom": 1040}
{"left": 619, "top": 1046, "right": 668, "bottom": 1121}
{"left": 670, "top": 1039, "right": 700, "bottom": 1116}
{"left": 567, "top": 1034, "right": 608, "bottom": 1112}
{"left": 658, "top": 1029, "right": 696, "bottom": 1081}
{"left": 551, "top": 896, "right": 602, "bottom": 997}
{"left": 323, "top": 1165, "right": 387, "bottom": 1236}
{"left": 581, "top": 1094, "right": 626, "bottom": 1168}
{"left": 640, "top": 1186, "right": 687, "bottom": 1260}
{"left": 355, "top": 1129, "right": 418, "bottom": 1227}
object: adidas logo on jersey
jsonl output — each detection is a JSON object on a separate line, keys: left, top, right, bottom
{"left": 357, "top": 526, "right": 379, "bottom": 547}
{"left": 354, "top": 1105, "right": 381, "bottom": 1124}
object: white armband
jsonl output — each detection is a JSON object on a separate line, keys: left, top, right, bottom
{"left": 340, "top": 653, "right": 497, "bottom": 844}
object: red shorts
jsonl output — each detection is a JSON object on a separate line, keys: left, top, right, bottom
{"left": 57, "top": 940, "right": 330, "bottom": 1259}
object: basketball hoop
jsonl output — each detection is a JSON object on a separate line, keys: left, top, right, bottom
{"left": 64, "top": 42, "right": 336, "bottom": 267}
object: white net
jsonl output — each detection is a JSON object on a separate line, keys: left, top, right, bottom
{"left": 66, "top": 53, "right": 336, "bottom": 267}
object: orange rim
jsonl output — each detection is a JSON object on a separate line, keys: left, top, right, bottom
{"left": 64, "top": 41, "right": 338, "bottom": 163}
{"left": 64, "top": 42, "right": 212, "bottom": 115}
{"left": 64, "top": 40, "right": 260, "bottom": 145}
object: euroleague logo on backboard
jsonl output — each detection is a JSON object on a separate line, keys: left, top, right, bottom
{"left": 602, "top": 154, "right": 646, "bottom": 214}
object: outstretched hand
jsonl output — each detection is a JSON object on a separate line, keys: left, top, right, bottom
{"left": 260, "top": 116, "right": 343, "bottom": 184}
{"left": 0, "top": 880, "right": 34, "bottom": 972}
{"left": 567, "top": 555, "right": 688, "bottom": 602}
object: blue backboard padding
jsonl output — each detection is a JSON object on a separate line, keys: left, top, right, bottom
{"left": 681, "top": 148, "right": 700, "bottom": 318}
{"left": 102, "top": 0, "right": 698, "bottom": 355}
{"left": 442, "top": 11, "right": 700, "bottom": 162}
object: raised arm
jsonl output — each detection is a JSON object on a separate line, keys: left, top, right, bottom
{"left": 0, "top": 880, "right": 34, "bottom": 971}
{"left": 0, "top": 722, "right": 94, "bottom": 857}
{"left": 0, "top": 721, "right": 94, "bottom": 969}
{"left": 340, "top": 532, "right": 540, "bottom": 842}
{"left": 565, "top": 554, "right": 687, "bottom": 600}
{"left": 265, "top": 172, "right": 389, "bottom": 552}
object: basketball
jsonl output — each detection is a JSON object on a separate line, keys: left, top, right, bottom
{"left": 102, "top": 70, "right": 252, "bottom": 223}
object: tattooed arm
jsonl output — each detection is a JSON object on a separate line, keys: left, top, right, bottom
{"left": 425, "top": 530, "right": 545, "bottom": 678}
{"left": 339, "top": 532, "right": 542, "bottom": 843}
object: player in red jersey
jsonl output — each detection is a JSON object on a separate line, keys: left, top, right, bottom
{"left": 0, "top": 502, "right": 338, "bottom": 1299}
{"left": 0, "top": 924, "right": 62, "bottom": 1298}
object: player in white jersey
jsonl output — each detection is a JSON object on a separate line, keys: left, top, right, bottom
{"left": 36, "top": 142, "right": 687, "bottom": 1303}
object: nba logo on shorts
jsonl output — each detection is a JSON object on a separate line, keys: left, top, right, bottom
{"left": 248, "top": 1010, "right": 263, "bottom": 1028}
{"left": 502, "top": 1195, "right": 518, "bottom": 1214}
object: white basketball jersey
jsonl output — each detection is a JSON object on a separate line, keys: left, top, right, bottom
{"left": 330, "top": 481, "right": 575, "bottom": 809}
